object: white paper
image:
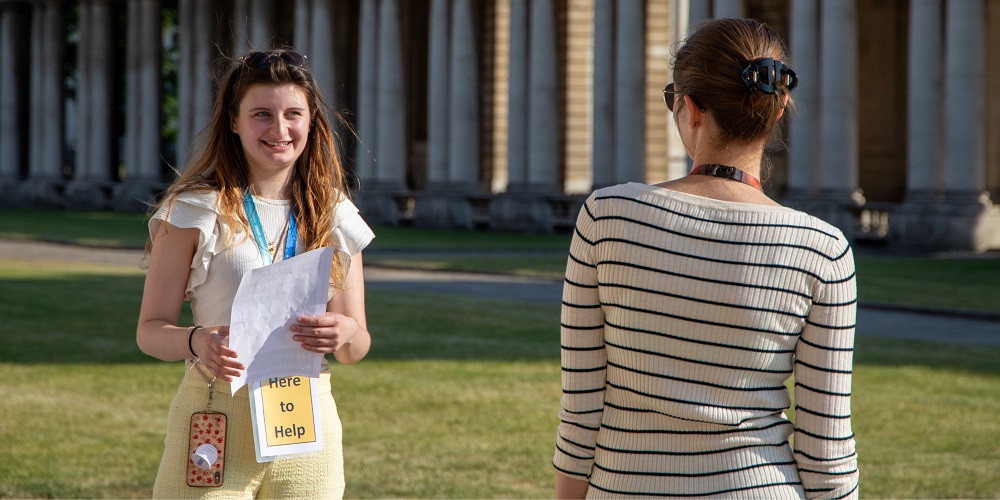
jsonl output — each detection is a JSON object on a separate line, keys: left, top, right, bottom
{"left": 229, "top": 246, "right": 335, "bottom": 395}
{"left": 248, "top": 377, "right": 324, "bottom": 462}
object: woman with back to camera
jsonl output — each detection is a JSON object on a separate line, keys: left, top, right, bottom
{"left": 137, "top": 48, "right": 374, "bottom": 498}
{"left": 554, "top": 18, "right": 859, "bottom": 499}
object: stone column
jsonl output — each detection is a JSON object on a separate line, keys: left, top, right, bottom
{"left": 26, "top": 1, "right": 65, "bottom": 204}
{"left": 426, "top": 0, "right": 450, "bottom": 187}
{"left": 177, "top": 0, "right": 213, "bottom": 170}
{"left": 713, "top": 0, "right": 743, "bottom": 19}
{"left": 814, "top": 0, "right": 864, "bottom": 234}
{"left": 784, "top": 0, "right": 819, "bottom": 203}
{"left": 0, "top": 1, "right": 31, "bottom": 198}
{"left": 309, "top": 0, "right": 336, "bottom": 102}
{"left": 355, "top": 0, "right": 377, "bottom": 184}
{"left": 506, "top": 0, "right": 528, "bottom": 187}
{"left": 375, "top": 0, "right": 406, "bottom": 188}
{"left": 689, "top": 0, "right": 710, "bottom": 30}
{"left": 232, "top": 0, "right": 250, "bottom": 53}
{"left": 906, "top": 0, "right": 943, "bottom": 200}
{"left": 937, "top": 0, "right": 999, "bottom": 251}
{"left": 447, "top": 0, "right": 478, "bottom": 187}
{"left": 249, "top": 0, "right": 271, "bottom": 50}
{"left": 615, "top": 0, "right": 644, "bottom": 183}
{"left": 116, "top": 0, "right": 163, "bottom": 210}
{"left": 294, "top": 0, "right": 311, "bottom": 53}
{"left": 526, "top": 0, "right": 558, "bottom": 189}
{"left": 591, "top": 0, "right": 614, "bottom": 189}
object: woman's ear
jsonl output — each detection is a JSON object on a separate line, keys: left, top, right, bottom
{"left": 683, "top": 95, "right": 703, "bottom": 128}
{"left": 777, "top": 93, "right": 790, "bottom": 119}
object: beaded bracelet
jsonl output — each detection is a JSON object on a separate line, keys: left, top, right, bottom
{"left": 187, "top": 325, "right": 204, "bottom": 358}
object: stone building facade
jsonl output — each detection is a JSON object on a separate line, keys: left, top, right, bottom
{"left": 1, "top": 0, "right": 999, "bottom": 251}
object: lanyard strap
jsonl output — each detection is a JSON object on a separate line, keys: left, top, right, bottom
{"left": 242, "top": 190, "right": 298, "bottom": 266}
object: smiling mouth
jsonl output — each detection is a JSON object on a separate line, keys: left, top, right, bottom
{"left": 263, "top": 140, "right": 292, "bottom": 149}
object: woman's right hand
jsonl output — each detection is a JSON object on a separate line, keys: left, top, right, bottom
{"left": 193, "top": 326, "right": 245, "bottom": 381}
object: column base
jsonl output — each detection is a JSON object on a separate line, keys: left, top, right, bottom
{"left": 0, "top": 177, "right": 28, "bottom": 208}
{"left": 781, "top": 188, "right": 866, "bottom": 240}
{"left": 353, "top": 182, "right": 411, "bottom": 226}
{"left": 893, "top": 191, "right": 1000, "bottom": 253}
{"left": 21, "top": 177, "right": 67, "bottom": 208}
{"left": 413, "top": 183, "right": 485, "bottom": 230}
{"left": 65, "top": 180, "right": 112, "bottom": 211}
{"left": 492, "top": 186, "right": 584, "bottom": 233}
{"left": 112, "top": 180, "right": 168, "bottom": 212}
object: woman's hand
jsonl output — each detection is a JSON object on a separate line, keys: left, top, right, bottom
{"left": 290, "top": 312, "right": 360, "bottom": 354}
{"left": 192, "top": 326, "right": 245, "bottom": 382}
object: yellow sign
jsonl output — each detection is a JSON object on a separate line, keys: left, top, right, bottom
{"left": 259, "top": 376, "right": 317, "bottom": 446}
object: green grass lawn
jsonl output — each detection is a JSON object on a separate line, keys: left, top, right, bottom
{"left": 1, "top": 258, "right": 999, "bottom": 498}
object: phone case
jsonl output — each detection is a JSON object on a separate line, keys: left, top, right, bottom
{"left": 186, "top": 412, "right": 227, "bottom": 487}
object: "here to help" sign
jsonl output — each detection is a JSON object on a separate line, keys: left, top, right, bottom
{"left": 249, "top": 376, "right": 324, "bottom": 462}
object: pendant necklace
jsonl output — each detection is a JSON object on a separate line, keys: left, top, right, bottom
{"left": 689, "top": 164, "right": 763, "bottom": 192}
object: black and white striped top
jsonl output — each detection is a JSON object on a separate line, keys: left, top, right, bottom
{"left": 554, "top": 183, "right": 859, "bottom": 498}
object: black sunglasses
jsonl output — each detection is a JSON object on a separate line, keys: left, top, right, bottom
{"left": 240, "top": 50, "right": 308, "bottom": 70}
{"left": 662, "top": 83, "right": 706, "bottom": 113}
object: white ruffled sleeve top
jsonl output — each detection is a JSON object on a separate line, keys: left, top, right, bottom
{"left": 149, "top": 190, "right": 375, "bottom": 330}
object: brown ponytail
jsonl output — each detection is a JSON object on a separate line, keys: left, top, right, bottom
{"left": 672, "top": 18, "right": 795, "bottom": 145}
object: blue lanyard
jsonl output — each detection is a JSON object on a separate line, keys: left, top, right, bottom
{"left": 242, "top": 191, "right": 298, "bottom": 266}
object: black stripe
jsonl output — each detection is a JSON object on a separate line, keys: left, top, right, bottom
{"left": 800, "top": 467, "right": 859, "bottom": 476}
{"left": 832, "top": 482, "right": 860, "bottom": 499}
{"left": 598, "top": 281, "right": 808, "bottom": 319}
{"left": 602, "top": 301, "right": 800, "bottom": 337}
{"left": 794, "top": 381, "right": 851, "bottom": 397}
{"left": 560, "top": 435, "right": 596, "bottom": 451}
{"left": 798, "top": 337, "right": 854, "bottom": 352}
{"left": 606, "top": 359, "right": 786, "bottom": 392}
{"left": 795, "top": 405, "right": 851, "bottom": 419}
{"left": 555, "top": 443, "right": 591, "bottom": 461}
{"left": 562, "top": 407, "right": 602, "bottom": 416}
{"left": 605, "top": 319, "right": 795, "bottom": 354}
{"left": 563, "top": 387, "right": 604, "bottom": 395}
{"left": 562, "top": 300, "right": 601, "bottom": 309}
{"left": 552, "top": 462, "right": 588, "bottom": 478}
{"left": 795, "top": 359, "right": 852, "bottom": 374}
{"left": 796, "top": 428, "right": 856, "bottom": 441}
{"left": 813, "top": 297, "right": 858, "bottom": 307}
{"left": 598, "top": 259, "right": 813, "bottom": 299}
{"left": 594, "top": 193, "right": 840, "bottom": 238}
{"left": 592, "top": 215, "right": 840, "bottom": 262}
{"left": 587, "top": 480, "right": 804, "bottom": 498}
{"left": 568, "top": 252, "right": 595, "bottom": 268}
{"left": 561, "top": 365, "right": 605, "bottom": 373}
{"left": 594, "top": 234, "right": 832, "bottom": 280}
{"left": 560, "top": 419, "right": 599, "bottom": 431}
{"left": 593, "top": 459, "right": 797, "bottom": 478}
{"left": 606, "top": 381, "right": 788, "bottom": 412}
{"left": 599, "top": 418, "right": 792, "bottom": 436}
{"left": 559, "top": 343, "right": 604, "bottom": 351}
{"left": 794, "top": 449, "right": 857, "bottom": 462}
{"left": 564, "top": 277, "right": 598, "bottom": 289}
{"left": 574, "top": 224, "right": 595, "bottom": 245}
{"left": 606, "top": 338, "right": 793, "bottom": 374}
{"left": 596, "top": 440, "right": 790, "bottom": 457}
{"left": 559, "top": 323, "right": 603, "bottom": 331}
{"left": 804, "top": 318, "right": 856, "bottom": 330}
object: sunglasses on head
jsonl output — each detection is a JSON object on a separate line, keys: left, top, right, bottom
{"left": 662, "top": 83, "right": 706, "bottom": 113}
{"left": 240, "top": 50, "right": 308, "bottom": 70}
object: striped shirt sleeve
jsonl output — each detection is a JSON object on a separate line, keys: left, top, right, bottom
{"left": 794, "top": 241, "right": 860, "bottom": 499}
{"left": 553, "top": 196, "right": 608, "bottom": 478}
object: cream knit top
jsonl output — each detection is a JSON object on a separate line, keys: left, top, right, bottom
{"left": 554, "top": 183, "right": 859, "bottom": 498}
{"left": 150, "top": 191, "right": 375, "bottom": 367}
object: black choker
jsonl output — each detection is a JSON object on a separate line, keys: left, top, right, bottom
{"left": 689, "top": 164, "right": 763, "bottom": 192}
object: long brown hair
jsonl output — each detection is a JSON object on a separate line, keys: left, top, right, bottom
{"left": 152, "top": 49, "right": 350, "bottom": 287}
{"left": 672, "top": 18, "right": 795, "bottom": 145}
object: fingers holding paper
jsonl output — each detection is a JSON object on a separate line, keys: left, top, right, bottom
{"left": 194, "top": 325, "right": 245, "bottom": 381}
{"left": 291, "top": 312, "right": 359, "bottom": 354}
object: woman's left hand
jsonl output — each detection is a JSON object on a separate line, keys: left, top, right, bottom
{"left": 290, "top": 312, "right": 360, "bottom": 354}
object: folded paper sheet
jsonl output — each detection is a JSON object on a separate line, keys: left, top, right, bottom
{"left": 229, "top": 246, "right": 334, "bottom": 395}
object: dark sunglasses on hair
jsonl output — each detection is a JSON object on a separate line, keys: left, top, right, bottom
{"left": 662, "top": 83, "right": 706, "bottom": 113}
{"left": 240, "top": 50, "right": 308, "bottom": 70}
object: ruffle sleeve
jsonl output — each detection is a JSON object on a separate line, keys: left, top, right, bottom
{"left": 331, "top": 196, "right": 375, "bottom": 261}
{"left": 149, "top": 190, "right": 223, "bottom": 298}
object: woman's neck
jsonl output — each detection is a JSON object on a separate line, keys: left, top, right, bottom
{"left": 690, "top": 145, "right": 764, "bottom": 178}
{"left": 248, "top": 173, "right": 292, "bottom": 200}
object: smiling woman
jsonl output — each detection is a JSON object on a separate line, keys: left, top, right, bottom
{"left": 135, "top": 49, "right": 375, "bottom": 499}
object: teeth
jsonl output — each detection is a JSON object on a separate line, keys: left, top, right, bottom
{"left": 264, "top": 141, "right": 291, "bottom": 147}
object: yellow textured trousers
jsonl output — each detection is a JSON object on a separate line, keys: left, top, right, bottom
{"left": 152, "top": 366, "right": 345, "bottom": 499}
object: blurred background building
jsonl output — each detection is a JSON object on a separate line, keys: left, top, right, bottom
{"left": 0, "top": 0, "right": 998, "bottom": 251}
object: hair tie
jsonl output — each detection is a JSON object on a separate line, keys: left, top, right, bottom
{"left": 742, "top": 58, "right": 798, "bottom": 94}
